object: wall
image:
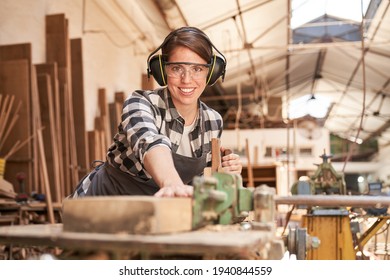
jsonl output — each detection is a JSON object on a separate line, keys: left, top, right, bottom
{"left": 0, "top": 0, "right": 146, "bottom": 131}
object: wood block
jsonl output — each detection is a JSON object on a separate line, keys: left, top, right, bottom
{"left": 62, "top": 196, "right": 192, "bottom": 235}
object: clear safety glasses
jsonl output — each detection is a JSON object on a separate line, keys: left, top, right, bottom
{"left": 165, "top": 62, "right": 210, "bottom": 80}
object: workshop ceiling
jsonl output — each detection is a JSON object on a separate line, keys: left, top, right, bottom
{"left": 97, "top": 0, "right": 390, "bottom": 147}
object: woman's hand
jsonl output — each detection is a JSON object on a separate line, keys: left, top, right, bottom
{"left": 154, "top": 184, "right": 193, "bottom": 197}
{"left": 220, "top": 147, "right": 242, "bottom": 174}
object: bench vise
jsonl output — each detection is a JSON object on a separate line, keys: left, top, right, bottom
{"left": 192, "top": 172, "right": 275, "bottom": 230}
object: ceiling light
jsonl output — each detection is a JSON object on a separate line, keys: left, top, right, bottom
{"left": 306, "top": 94, "right": 328, "bottom": 118}
{"left": 348, "top": 136, "right": 363, "bottom": 144}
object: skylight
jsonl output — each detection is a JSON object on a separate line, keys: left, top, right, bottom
{"left": 288, "top": 94, "right": 331, "bottom": 119}
{"left": 291, "top": 0, "right": 372, "bottom": 29}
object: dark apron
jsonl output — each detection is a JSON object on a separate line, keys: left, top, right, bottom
{"left": 85, "top": 120, "right": 207, "bottom": 196}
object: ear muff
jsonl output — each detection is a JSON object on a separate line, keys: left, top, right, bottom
{"left": 148, "top": 54, "right": 167, "bottom": 86}
{"left": 206, "top": 55, "right": 226, "bottom": 86}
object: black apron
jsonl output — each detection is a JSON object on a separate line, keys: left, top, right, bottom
{"left": 85, "top": 120, "right": 208, "bottom": 196}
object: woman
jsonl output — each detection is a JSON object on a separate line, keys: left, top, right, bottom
{"left": 72, "top": 26, "right": 242, "bottom": 198}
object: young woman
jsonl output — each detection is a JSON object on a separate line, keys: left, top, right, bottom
{"left": 72, "top": 27, "right": 242, "bottom": 198}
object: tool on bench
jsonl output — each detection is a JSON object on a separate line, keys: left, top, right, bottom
{"left": 192, "top": 138, "right": 275, "bottom": 229}
{"left": 15, "top": 172, "right": 29, "bottom": 202}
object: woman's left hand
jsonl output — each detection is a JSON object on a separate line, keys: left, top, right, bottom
{"left": 220, "top": 147, "right": 242, "bottom": 174}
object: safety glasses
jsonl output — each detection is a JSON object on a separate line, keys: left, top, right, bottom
{"left": 165, "top": 62, "right": 210, "bottom": 79}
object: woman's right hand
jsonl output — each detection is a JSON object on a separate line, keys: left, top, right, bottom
{"left": 154, "top": 184, "right": 193, "bottom": 197}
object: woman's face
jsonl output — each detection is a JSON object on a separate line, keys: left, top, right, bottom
{"left": 166, "top": 46, "right": 208, "bottom": 109}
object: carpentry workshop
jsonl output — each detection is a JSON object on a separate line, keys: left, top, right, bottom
{"left": 1, "top": 0, "right": 390, "bottom": 263}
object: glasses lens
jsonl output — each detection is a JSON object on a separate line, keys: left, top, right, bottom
{"left": 165, "top": 63, "right": 209, "bottom": 79}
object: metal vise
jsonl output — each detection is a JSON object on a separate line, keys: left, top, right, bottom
{"left": 192, "top": 172, "right": 253, "bottom": 229}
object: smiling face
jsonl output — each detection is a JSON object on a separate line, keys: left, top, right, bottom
{"left": 166, "top": 46, "right": 208, "bottom": 112}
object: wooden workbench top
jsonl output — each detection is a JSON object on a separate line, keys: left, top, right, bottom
{"left": 0, "top": 223, "right": 280, "bottom": 259}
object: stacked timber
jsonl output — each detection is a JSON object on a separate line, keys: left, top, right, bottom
{"left": 0, "top": 13, "right": 88, "bottom": 217}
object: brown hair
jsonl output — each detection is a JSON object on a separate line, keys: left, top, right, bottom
{"left": 161, "top": 27, "right": 213, "bottom": 63}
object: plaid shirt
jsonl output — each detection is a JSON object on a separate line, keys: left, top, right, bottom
{"left": 106, "top": 87, "right": 223, "bottom": 181}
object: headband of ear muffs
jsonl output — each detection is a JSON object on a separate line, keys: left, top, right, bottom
{"left": 147, "top": 27, "right": 227, "bottom": 87}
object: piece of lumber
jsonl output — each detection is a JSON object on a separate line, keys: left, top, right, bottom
{"left": 0, "top": 59, "right": 33, "bottom": 192}
{"left": 35, "top": 62, "right": 65, "bottom": 197}
{"left": 62, "top": 196, "right": 192, "bottom": 234}
{"left": 36, "top": 73, "right": 61, "bottom": 203}
{"left": 70, "top": 38, "right": 88, "bottom": 180}
{"left": 31, "top": 67, "right": 55, "bottom": 224}
{"left": 245, "top": 138, "right": 254, "bottom": 188}
{"left": 142, "top": 73, "right": 155, "bottom": 90}
{"left": 98, "top": 88, "right": 111, "bottom": 149}
{"left": 87, "top": 130, "right": 102, "bottom": 166}
{"left": 46, "top": 14, "right": 77, "bottom": 198}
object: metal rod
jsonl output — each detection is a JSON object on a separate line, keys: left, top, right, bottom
{"left": 274, "top": 195, "right": 390, "bottom": 208}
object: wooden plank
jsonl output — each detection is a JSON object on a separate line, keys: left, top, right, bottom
{"left": 64, "top": 81, "right": 79, "bottom": 191}
{"left": 36, "top": 73, "right": 61, "bottom": 203}
{"left": 245, "top": 138, "right": 254, "bottom": 188}
{"left": 0, "top": 43, "right": 35, "bottom": 193}
{"left": 46, "top": 14, "right": 68, "bottom": 68}
{"left": 98, "top": 88, "right": 110, "bottom": 149}
{"left": 94, "top": 116, "right": 106, "bottom": 159}
{"left": 0, "top": 60, "right": 32, "bottom": 193}
{"left": 35, "top": 63, "right": 64, "bottom": 194}
{"left": 87, "top": 130, "right": 101, "bottom": 166}
{"left": 31, "top": 67, "right": 55, "bottom": 224}
{"left": 46, "top": 14, "right": 76, "bottom": 199}
{"left": 142, "top": 73, "right": 155, "bottom": 90}
{"left": 114, "top": 91, "right": 125, "bottom": 104}
{"left": 108, "top": 101, "right": 122, "bottom": 139}
{"left": 62, "top": 196, "right": 193, "bottom": 234}
{"left": 70, "top": 38, "right": 88, "bottom": 179}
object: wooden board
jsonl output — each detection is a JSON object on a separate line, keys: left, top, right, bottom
{"left": 0, "top": 59, "right": 32, "bottom": 192}
{"left": 62, "top": 196, "right": 192, "bottom": 235}
{"left": 36, "top": 73, "right": 61, "bottom": 203}
{"left": 87, "top": 130, "right": 102, "bottom": 166}
{"left": 35, "top": 63, "right": 64, "bottom": 195}
{"left": 46, "top": 14, "right": 77, "bottom": 198}
{"left": 70, "top": 38, "right": 88, "bottom": 179}
{"left": 0, "top": 43, "right": 35, "bottom": 191}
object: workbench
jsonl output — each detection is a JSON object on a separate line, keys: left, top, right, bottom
{"left": 0, "top": 223, "right": 284, "bottom": 260}
{"left": 0, "top": 200, "right": 62, "bottom": 225}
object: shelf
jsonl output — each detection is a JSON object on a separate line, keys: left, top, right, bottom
{"left": 241, "top": 165, "right": 277, "bottom": 188}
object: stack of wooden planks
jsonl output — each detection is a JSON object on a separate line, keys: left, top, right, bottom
{"left": 0, "top": 13, "right": 158, "bottom": 224}
{"left": 0, "top": 14, "right": 88, "bottom": 220}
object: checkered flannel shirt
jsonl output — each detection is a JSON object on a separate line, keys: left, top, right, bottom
{"left": 106, "top": 87, "right": 223, "bottom": 180}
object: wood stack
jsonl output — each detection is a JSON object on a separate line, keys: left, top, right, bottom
{"left": 87, "top": 90, "right": 126, "bottom": 165}
{"left": 0, "top": 13, "right": 88, "bottom": 208}
{"left": 0, "top": 12, "right": 150, "bottom": 213}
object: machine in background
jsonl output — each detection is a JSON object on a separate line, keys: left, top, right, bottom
{"left": 286, "top": 151, "right": 390, "bottom": 260}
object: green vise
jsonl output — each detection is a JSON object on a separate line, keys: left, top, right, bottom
{"left": 192, "top": 172, "right": 253, "bottom": 229}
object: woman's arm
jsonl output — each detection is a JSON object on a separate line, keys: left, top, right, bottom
{"left": 144, "top": 146, "right": 193, "bottom": 197}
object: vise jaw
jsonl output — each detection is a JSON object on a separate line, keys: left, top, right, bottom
{"left": 192, "top": 172, "right": 253, "bottom": 229}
